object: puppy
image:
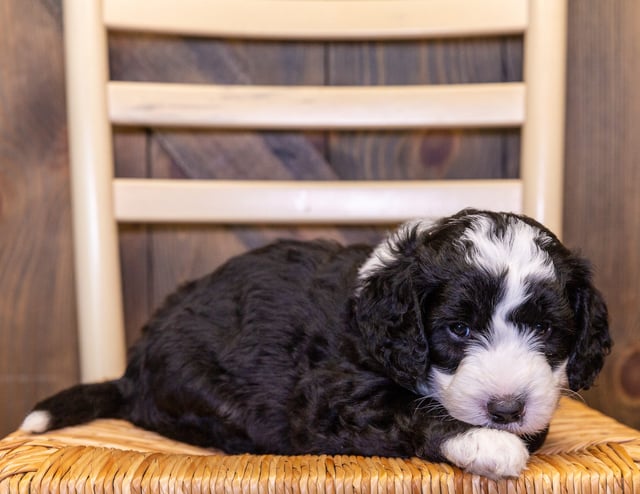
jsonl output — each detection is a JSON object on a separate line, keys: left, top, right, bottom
{"left": 22, "top": 209, "right": 611, "bottom": 479}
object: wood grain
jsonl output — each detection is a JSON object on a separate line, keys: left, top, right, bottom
{"left": 326, "top": 39, "right": 522, "bottom": 182}
{"left": 113, "top": 129, "right": 151, "bottom": 347}
{"left": 0, "top": 0, "right": 78, "bottom": 434}
{"left": 563, "top": 0, "right": 640, "bottom": 427}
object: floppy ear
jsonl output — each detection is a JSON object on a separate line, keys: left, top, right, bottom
{"left": 565, "top": 258, "right": 612, "bottom": 391}
{"left": 355, "top": 230, "right": 430, "bottom": 391}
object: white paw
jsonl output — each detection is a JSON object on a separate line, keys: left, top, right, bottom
{"left": 441, "top": 428, "right": 529, "bottom": 479}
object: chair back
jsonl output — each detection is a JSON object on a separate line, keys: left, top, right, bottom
{"left": 62, "top": 0, "right": 567, "bottom": 381}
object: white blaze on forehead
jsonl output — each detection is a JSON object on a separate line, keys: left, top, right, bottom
{"left": 460, "top": 216, "right": 556, "bottom": 320}
{"left": 357, "top": 218, "right": 435, "bottom": 282}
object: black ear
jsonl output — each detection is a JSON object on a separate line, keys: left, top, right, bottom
{"left": 355, "top": 230, "right": 430, "bottom": 391}
{"left": 565, "top": 258, "right": 612, "bottom": 391}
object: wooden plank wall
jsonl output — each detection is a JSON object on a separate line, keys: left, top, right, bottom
{"left": 563, "top": 1, "right": 640, "bottom": 426}
{"left": 1, "top": 0, "right": 639, "bottom": 437}
{"left": 0, "top": 0, "right": 79, "bottom": 434}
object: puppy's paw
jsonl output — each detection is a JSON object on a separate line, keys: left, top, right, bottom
{"left": 441, "top": 428, "right": 529, "bottom": 479}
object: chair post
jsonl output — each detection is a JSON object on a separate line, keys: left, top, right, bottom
{"left": 520, "top": 0, "right": 567, "bottom": 236}
{"left": 63, "top": 0, "right": 127, "bottom": 382}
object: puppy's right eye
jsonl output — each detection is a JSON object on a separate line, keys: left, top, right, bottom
{"left": 448, "top": 323, "right": 471, "bottom": 339}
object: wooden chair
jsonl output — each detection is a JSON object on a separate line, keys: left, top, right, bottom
{"left": 1, "top": 0, "right": 639, "bottom": 492}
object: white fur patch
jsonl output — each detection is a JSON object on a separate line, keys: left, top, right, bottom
{"left": 460, "top": 215, "right": 555, "bottom": 320}
{"left": 441, "top": 428, "right": 529, "bottom": 479}
{"left": 357, "top": 219, "right": 434, "bottom": 282}
{"left": 20, "top": 410, "right": 51, "bottom": 433}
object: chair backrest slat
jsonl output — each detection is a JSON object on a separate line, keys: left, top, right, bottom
{"left": 108, "top": 82, "right": 526, "bottom": 129}
{"left": 113, "top": 179, "right": 523, "bottom": 224}
{"left": 103, "top": 0, "right": 527, "bottom": 39}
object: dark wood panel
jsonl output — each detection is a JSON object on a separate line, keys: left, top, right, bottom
{"left": 326, "top": 38, "right": 522, "bottom": 182}
{"left": 0, "top": 0, "right": 78, "bottom": 435}
{"left": 564, "top": 0, "right": 640, "bottom": 427}
{"left": 113, "top": 129, "right": 151, "bottom": 347}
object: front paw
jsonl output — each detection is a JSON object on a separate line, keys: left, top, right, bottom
{"left": 441, "top": 428, "right": 529, "bottom": 479}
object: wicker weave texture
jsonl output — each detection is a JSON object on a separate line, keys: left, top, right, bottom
{"left": 0, "top": 398, "right": 639, "bottom": 493}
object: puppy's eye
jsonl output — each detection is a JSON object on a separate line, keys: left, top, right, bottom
{"left": 533, "top": 322, "right": 552, "bottom": 335}
{"left": 448, "top": 323, "right": 471, "bottom": 339}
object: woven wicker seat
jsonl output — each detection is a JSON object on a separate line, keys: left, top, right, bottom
{"left": 1, "top": 398, "right": 639, "bottom": 492}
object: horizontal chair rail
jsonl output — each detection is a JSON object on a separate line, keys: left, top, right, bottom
{"left": 108, "top": 82, "right": 525, "bottom": 129}
{"left": 103, "top": 0, "right": 527, "bottom": 40}
{"left": 113, "top": 179, "right": 523, "bottom": 224}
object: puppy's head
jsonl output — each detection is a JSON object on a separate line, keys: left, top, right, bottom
{"left": 355, "top": 209, "right": 611, "bottom": 435}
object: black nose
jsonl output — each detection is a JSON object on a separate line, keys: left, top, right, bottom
{"left": 487, "top": 397, "right": 525, "bottom": 424}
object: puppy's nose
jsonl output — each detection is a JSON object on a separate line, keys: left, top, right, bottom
{"left": 487, "top": 396, "right": 525, "bottom": 424}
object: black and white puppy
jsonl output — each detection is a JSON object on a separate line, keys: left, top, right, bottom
{"left": 22, "top": 209, "right": 611, "bottom": 479}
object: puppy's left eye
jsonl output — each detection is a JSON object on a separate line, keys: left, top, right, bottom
{"left": 448, "top": 323, "right": 471, "bottom": 339}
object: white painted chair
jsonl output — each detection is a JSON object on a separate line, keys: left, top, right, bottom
{"left": 64, "top": 0, "right": 567, "bottom": 385}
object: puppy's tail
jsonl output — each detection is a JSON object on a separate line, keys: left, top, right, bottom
{"left": 20, "top": 380, "right": 128, "bottom": 433}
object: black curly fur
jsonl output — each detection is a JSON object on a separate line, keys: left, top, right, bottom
{"left": 26, "top": 210, "right": 611, "bottom": 464}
